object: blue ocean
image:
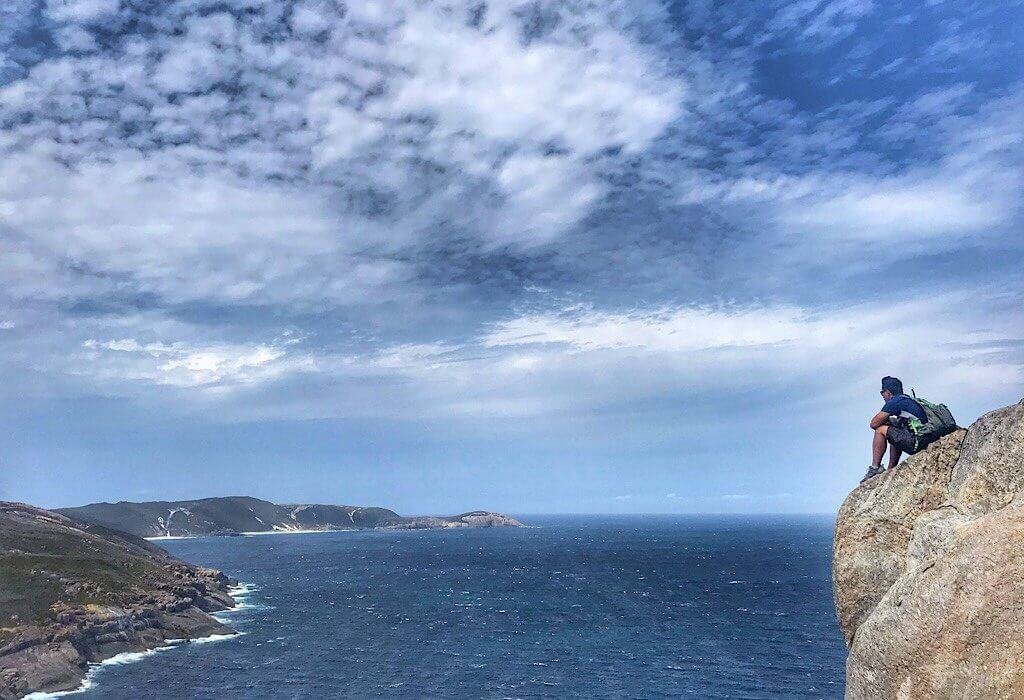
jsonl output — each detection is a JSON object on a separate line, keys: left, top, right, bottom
{"left": 74, "top": 516, "right": 845, "bottom": 698}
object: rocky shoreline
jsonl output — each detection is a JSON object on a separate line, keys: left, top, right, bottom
{"left": 0, "top": 503, "right": 238, "bottom": 699}
{"left": 1, "top": 500, "right": 522, "bottom": 698}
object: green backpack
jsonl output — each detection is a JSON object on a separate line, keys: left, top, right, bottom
{"left": 906, "top": 396, "right": 958, "bottom": 449}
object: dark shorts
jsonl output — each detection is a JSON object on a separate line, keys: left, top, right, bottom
{"left": 886, "top": 424, "right": 919, "bottom": 454}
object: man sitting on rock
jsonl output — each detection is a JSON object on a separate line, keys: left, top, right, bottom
{"left": 862, "top": 376, "right": 927, "bottom": 483}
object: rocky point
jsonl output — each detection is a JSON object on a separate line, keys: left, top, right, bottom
{"left": 0, "top": 502, "right": 237, "bottom": 699}
{"left": 833, "top": 398, "right": 1024, "bottom": 699}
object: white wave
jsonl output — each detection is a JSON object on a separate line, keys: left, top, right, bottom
{"left": 22, "top": 632, "right": 241, "bottom": 698}
{"left": 191, "top": 632, "right": 244, "bottom": 645}
{"left": 25, "top": 584, "right": 256, "bottom": 697}
{"left": 213, "top": 602, "right": 271, "bottom": 621}
{"left": 232, "top": 600, "right": 272, "bottom": 610}
{"left": 22, "top": 644, "right": 180, "bottom": 698}
{"left": 144, "top": 535, "right": 193, "bottom": 541}
{"left": 96, "top": 647, "right": 178, "bottom": 666}
{"left": 228, "top": 582, "right": 258, "bottom": 597}
{"left": 215, "top": 582, "right": 272, "bottom": 618}
{"left": 22, "top": 679, "right": 93, "bottom": 699}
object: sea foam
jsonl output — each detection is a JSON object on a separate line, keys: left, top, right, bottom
{"left": 22, "top": 626, "right": 244, "bottom": 698}
{"left": 22, "top": 644, "right": 181, "bottom": 699}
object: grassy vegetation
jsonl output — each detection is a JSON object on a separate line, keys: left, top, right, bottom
{"left": 0, "top": 505, "right": 178, "bottom": 643}
{"left": 0, "top": 558, "right": 67, "bottom": 639}
{"left": 0, "top": 552, "right": 166, "bottom": 625}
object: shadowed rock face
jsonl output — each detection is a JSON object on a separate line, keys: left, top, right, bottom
{"left": 833, "top": 399, "right": 1024, "bottom": 699}
{"left": 58, "top": 496, "right": 522, "bottom": 538}
{"left": 0, "top": 502, "right": 237, "bottom": 699}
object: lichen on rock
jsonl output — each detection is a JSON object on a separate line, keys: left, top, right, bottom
{"left": 833, "top": 399, "right": 1024, "bottom": 699}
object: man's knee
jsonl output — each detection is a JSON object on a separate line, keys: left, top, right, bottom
{"left": 874, "top": 425, "right": 888, "bottom": 437}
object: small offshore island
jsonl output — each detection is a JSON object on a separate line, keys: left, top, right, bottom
{"left": 1, "top": 498, "right": 521, "bottom": 698}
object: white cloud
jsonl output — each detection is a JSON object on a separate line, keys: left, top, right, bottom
{"left": 45, "top": 0, "right": 119, "bottom": 24}
{"left": 55, "top": 294, "right": 1022, "bottom": 428}
{"left": 780, "top": 175, "right": 1007, "bottom": 240}
{"left": 688, "top": 86, "right": 1024, "bottom": 248}
{"left": 769, "top": 0, "right": 875, "bottom": 45}
{"left": 290, "top": 1, "right": 335, "bottom": 35}
{"left": 488, "top": 299, "right": 1017, "bottom": 365}
{"left": 0, "top": 147, "right": 367, "bottom": 306}
{"left": 904, "top": 84, "right": 974, "bottom": 122}
{"left": 307, "top": 0, "right": 683, "bottom": 245}
{"left": 152, "top": 22, "right": 234, "bottom": 94}
{"left": 484, "top": 305, "right": 827, "bottom": 353}
{"left": 0, "top": 0, "right": 683, "bottom": 313}
{"left": 380, "top": 4, "right": 679, "bottom": 156}
{"left": 720, "top": 492, "right": 793, "bottom": 502}
{"left": 0, "top": 0, "right": 1020, "bottom": 440}
{"left": 776, "top": 86, "right": 1023, "bottom": 244}
{"left": 79, "top": 337, "right": 305, "bottom": 389}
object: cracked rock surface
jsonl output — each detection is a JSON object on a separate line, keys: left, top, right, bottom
{"left": 833, "top": 399, "right": 1024, "bottom": 699}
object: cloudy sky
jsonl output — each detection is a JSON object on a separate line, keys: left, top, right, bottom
{"left": 1, "top": 0, "right": 1022, "bottom": 514}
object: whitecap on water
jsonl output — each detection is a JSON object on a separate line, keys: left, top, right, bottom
{"left": 192, "top": 632, "right": 244, "bottom": 645}
{"left": 214, "top": 583, "right": 273, "bottom": 618}
{"left": 228, "top": 582, "right": 258, "bottom": 598}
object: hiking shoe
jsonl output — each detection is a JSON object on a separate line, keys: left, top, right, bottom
{"left": 860, "top": 465, "right": 885, "bottom": 483}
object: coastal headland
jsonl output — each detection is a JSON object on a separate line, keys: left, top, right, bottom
{"left": 2, "top": 497, "right": 521, "bottom": 697}
{"left": 57, "top": 496, "right": 523, "bottom": 539}
{"left": 0, "top": 502, "right": 236, "bottom": 699}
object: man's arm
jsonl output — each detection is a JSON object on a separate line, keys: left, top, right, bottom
{"left": 870, "top": 411, "right": 890, "bottom": 430}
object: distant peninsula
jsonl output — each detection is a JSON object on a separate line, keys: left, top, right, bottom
{"left": 57, "top": 496, "right": 523, "bottom": 539}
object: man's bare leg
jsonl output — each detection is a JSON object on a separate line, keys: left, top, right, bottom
{"left": 887, "top": 445, "right": 903, "bottom": 470}
{"left": 872, "top": 425, "right": 889, "bottom": 467}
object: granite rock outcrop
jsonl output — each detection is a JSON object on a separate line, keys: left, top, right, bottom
{"left": 833, "top": 399, "right": 1024, "bottom": 699}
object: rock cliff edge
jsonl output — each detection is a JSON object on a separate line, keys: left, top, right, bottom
{"left": 833, "top": 398, "right": 1024, "bottom": 699}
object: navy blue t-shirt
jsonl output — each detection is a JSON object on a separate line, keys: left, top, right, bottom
{"left": 882, "top": 394, "right": 926, "bottom": 423}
